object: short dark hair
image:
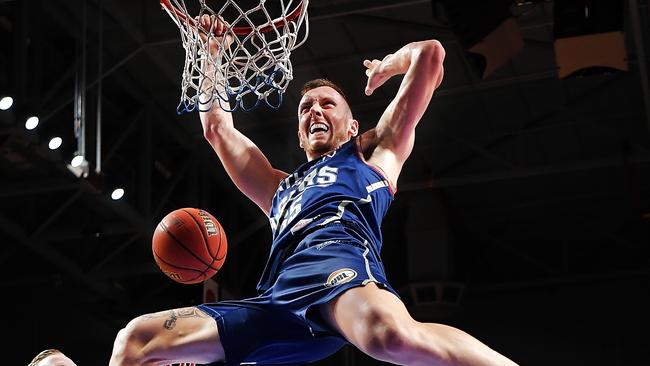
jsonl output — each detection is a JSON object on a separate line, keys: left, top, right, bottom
{"left": 29, "top": 349, "right": 62, "bottom": 366}
{"left": 300, "top": 79, "right": 349, "bottom": 104}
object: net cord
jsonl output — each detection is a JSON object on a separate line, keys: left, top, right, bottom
{"left": 161, "top": 0, "right": 309, "bottom": 113}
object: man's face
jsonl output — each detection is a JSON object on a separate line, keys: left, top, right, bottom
{"left": 37, "top": 354, "right": 77, "bottom": 366}
{"left": 297, "top": 86, "right": 358, "bottom": 160}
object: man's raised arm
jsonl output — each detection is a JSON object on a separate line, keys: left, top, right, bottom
{"left": 363, "top": 40, "right": 445, "bottom": 187}
{"left": 197, "top": 16, "right": 287, "bottom": 214}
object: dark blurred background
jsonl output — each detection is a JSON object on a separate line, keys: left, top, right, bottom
{"left": 1, "top": 0, "right": 650, "bottom": 364}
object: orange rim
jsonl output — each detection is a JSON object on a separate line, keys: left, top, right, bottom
{"left": 160, "top": 0, "right": 306, "bottom": 36}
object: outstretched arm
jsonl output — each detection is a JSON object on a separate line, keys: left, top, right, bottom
{"left": 363, "top": 40, "right": 445, "bottom": 188}
{"left": 197, "top": 16, "right": 287, "bottom": 214}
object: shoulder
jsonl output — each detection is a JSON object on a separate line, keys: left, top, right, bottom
{"left": 356, "top": 128, "right": 401, "bottom": 192}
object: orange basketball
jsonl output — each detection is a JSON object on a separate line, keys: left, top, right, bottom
{"left": 152, "top": 208, "right": 227, "bottom": 284}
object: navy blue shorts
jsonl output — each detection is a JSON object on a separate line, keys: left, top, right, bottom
{"left": 198, "top": 224, "right": 398, "bottom": 366}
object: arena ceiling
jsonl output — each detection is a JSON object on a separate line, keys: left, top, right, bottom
{"left": 1, "top": 0, "right": 650, "bottom": 365}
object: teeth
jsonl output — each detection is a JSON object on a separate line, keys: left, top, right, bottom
{"left": 310, "top": 123, "right": 328, "bottom": 134}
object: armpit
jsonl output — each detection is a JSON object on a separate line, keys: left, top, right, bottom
{"left": 358, "top": 128, "right": 379, "bottom": 160}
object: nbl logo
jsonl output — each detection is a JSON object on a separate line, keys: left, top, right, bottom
{"left": 325, "top": 268, "right": 357, "bottom": 287}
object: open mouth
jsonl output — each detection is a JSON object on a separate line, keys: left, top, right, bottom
{"left": 309, "top": 122, "right": 329, "bottom": 134}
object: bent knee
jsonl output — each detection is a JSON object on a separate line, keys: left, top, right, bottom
{"left": 111, "top": 327, "right": 140, "bottom": 364}
{"left": 111, "top": 315, "right": 156, "bottom": 364}
{"left": 356, "top": 307, "right": 411, "bottom": 357}
{"left": 364, "top": 323, "right": 407, "bottom": 358}
{"left": 359, "top": 311, "right": 451, "bottom": 364}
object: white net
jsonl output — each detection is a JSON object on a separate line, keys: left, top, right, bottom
{"left": 161, "top": 0, "right": 309, "bottom": 113}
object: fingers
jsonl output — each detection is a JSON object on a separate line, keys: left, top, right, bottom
{"left": 363, "top": 54, "right": 395, "bottom": 95}
{"left": 194, "top": 14, "right": 234, "bottom": 52}
{"left": 363, "top": 59, "right": 381, "bottom": 96}
{"left": 196, "top": 14, "right": 228, "bottom": 36}
{"left": 363, "top": 59, "right": 381, "bottom": 70}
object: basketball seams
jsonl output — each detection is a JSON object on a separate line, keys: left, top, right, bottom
{"left": 210, "top": 220, "right": 226, "bottom": 264}
{"left": 159, "top": 221, "right": 169, "bottom": 233}
{"left": 181, "top": 208, "right": 214, "bottom": 257}
{"left": 153, "top": 250, "right": 203, "bottom": 273}
{"left": 214, "top": 221, "right": 225, "bottom": 261}
{"left": 153, "top": 250, "right": 206, "bottom": 284}
{"left": 153, "top": 208, "right": 227, "bottom": 284}
{"left": 159, "top": 218, "right": 221, "bottom": 271}
{"left": 182, "top": 208, "right": 226, "bottom": 265}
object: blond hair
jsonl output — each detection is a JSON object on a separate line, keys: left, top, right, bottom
{"left": 300, "top": 78, "right": 354, "bottom": 118}
{"left": 300, "top": 79, "right": 349, "bottom": 104}
{"left": 28, "top": 349, "right": 62, "bottom": 366}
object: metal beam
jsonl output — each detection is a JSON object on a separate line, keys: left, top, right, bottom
{"left": 87, "top": 233, "right": 141, "bottom": 275}
{"left": 38, "top": 66, "right": 75, "bottom": 111}
{"left": 44, "top": 224, "right": 138, "bottom": 242}
{"left": 0, "top": 179, "right": 80, "bottom": 198}
{"left": 39, "top": 38, "right": 177, "bottom": 125}
{"left": 153, "top": 148, "right": 200, "bottom": 217}
{"left": 102, "top": 108, "right": 144, "bottom": 165}
{"left": 0, "top": 212, "right": 126, "bottom": 304}
{"left": 87, "top": 149, "right": 200, "bottom": 274}
{"left": 29, "top": 189, "right": 84, "bottom": 240}
{"left": 139, "top": 103, "right": 153, "bottom": 216}
{"left": 99, "top": 0, "right": 180, "bottom": 82}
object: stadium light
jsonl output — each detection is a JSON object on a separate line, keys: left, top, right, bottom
{"left": 111, "top": 188, "right": 125, "bottom": 200}
{"left": 0, "top": 96, "right": 13, "bottom": 110}
{"left": 25, "top": 116, "right": 39, "bottom": 130}
{"left": 48, "top": 137, "right": 62, "bottom": 150}
{"left": 71, "top": 154, "right": 85, "bottom": 168}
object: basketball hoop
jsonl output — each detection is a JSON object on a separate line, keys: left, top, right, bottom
{"left": 160, "top": 0, "right": 309, "bottom": 113}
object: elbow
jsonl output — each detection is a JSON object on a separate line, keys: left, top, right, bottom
{"left": 411, "top": 40, "right": 445, "bottom": 87}
{"left": 201, "top": 116, "right": 218, "bottom": 141}
{"left": 201, "top": 114, "right": 232, "bottom": 146}
{"left": 202, "top": 118, "right": 225, "bottom": 146}
{"left": 203, "top": 124, "right": 217, "bottom": 142}
{"left": 417, "top": 40, "right": 445, "bottom": 64}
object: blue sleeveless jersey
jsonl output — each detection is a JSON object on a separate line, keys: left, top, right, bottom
{"left": 257, "top": 138, "right": 394, "bottom": 293}
{"left": 199, "top": 138, "right": 399, "bottom": 365}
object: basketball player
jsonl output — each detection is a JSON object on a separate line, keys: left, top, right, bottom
{"left": 29, "top": 349, "right": 77, "bottom": 366}
{"left": 109, "top": 17, "right": 518, "bottom": 366}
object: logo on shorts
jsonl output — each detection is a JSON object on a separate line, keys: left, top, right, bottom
{"left": 325, "top": 268, "right": 357, "bottom": 287}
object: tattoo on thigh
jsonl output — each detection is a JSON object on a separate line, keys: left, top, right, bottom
{"left": 141, "top": 307, "right": 209, "bottom": 331}
{"left": 164, "top": 311, "right": 178, "bottom": 330}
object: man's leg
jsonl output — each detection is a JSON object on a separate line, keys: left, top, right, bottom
{"left": 110, "top": 307, "right": 224, "bottom": 366}
{"left": 322, "top": 283, "right": 518, "bottom": 366}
